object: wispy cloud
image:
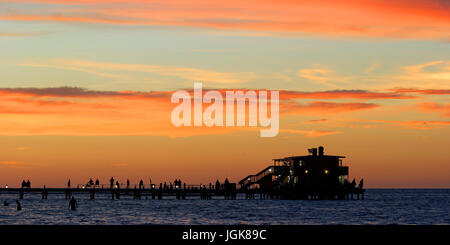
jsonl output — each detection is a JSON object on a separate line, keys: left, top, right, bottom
{"left": 279, "top": 90, "right": 415, "bottom": 100}
{"left": 298, "top": 61, "right": 450, "bottom": 90}
{"left": 391, "top": 60, "right": 450, "bottom": 88}
{"left": 1, "top": 0, "right": 449, "bottom": 40}
{"left": 279, "top": 129, "right": 341, "bottom": 137}
{"left": 298, "top": 67, "right": 353, "bottom": 87}
{"left": 20, "top": 59, "right": 256, "bottom": 84}
{"left": 15, "top": 146, "right": 30, "bottom": 151}
{"left": 364, "top": 63, "right": 380, "bottom": 74}
{"left": 354, "top": 119, "right": 450, "bottom": 130}
{"left": 0, "top": 32, "right": 45, "bottom": 37}
{"left": 0, "top": 161, "right": 23, "bottom": 165}
{"left": 302, "top": 119, "right": 328, "bottom": 124}
{"left": 281, "top": 101, "right": 380, "bottom": 115}
{"left": 390, "top": 88, "right": 450, "bottom": 95}
{"left": 417, "top": 102, "right": 450, "bottom": 117}
{"left": 0, "top": 86, "right": 173, "bottom": 99}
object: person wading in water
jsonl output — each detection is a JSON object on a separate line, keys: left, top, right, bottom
{"left": 16, "top": 200, "right": 22, "bottom": 211}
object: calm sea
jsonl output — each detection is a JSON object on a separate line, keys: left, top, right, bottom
{"left": 0, "top": 189, "right": 448, "bottom": 225}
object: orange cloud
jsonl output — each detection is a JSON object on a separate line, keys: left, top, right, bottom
{"left": 0, "top": 87, "right": 384, "bottom": 117}
{"left": 0, "top": 161, "right": 23, "bottom": 165}
{"left": 281, "top": 101, "right": 380, "bottom": 115}
{"left": 357, "top": 119, "right": 450, "bottom": 130}
{"left": 0, "top": 87, "right": 174, "bottom": 136}
{"left": 391, "top": 88, "right": 450, "bottom": 95}
{"left": 0, "top": 86, "right": 445, "bottom": 137}
{"left": 417, "top": 102, "right": 450, "bottom": 117}
{"left": 192, "top": 89, "right": 417, "bottom": 100}
{"left": 302, "top": 119, "right": 328, "bottom": 124}
{"left": 279, "top": 90, "right": 416, "bottom": 100}
{"left": 0, "top": 86, "right": 173, "bottom": 99}
{"left": 1, "top": 0, "right": 449, "bottom": 40}
{"left": 278, "top": 128, "right": 341, "bottom": 137}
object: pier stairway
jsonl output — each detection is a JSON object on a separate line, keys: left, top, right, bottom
{"left": 238, "top": 165, "right": 289, "bottom": 189}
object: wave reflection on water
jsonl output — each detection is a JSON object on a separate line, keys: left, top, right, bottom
{"left": 0, "top": 189, "right": 448, "bottom": 225}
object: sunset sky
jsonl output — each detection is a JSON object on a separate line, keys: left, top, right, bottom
{"left": 0, "top": 0, "right": 449, "bottom": 188}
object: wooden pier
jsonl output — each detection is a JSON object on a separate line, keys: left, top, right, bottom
{"left": 2, "top": 147, "right": 365, "bottom": 201}
{"left": 0, "top": 184, "right": 364, "bottom": 200}
{"left": 0, "top": 185, "right": 239, "bottom": 200}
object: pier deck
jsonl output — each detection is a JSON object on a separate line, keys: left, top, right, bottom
{"left": 0, "top": 186, "right": 365, "bottom": 200}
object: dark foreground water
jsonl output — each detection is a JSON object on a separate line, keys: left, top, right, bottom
{"left": 0, "top": 189, "right": 449, "bottom": 225}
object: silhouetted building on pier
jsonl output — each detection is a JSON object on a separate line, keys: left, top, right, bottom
{"left": 239, "top": 146, "right": 363, "bottom": 200}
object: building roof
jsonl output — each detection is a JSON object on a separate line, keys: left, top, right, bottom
{"left": 273, "top": 154, "right": 345, "bottom": 161}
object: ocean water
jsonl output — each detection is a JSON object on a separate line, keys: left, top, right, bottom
{"left": 0, "top": 189, "right": 448, "bottom": 225}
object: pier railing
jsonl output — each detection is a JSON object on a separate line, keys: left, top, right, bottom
{"left": 239, "top": 165, "right": 289, "bottom": 188}
{"left": 73, "top": 183, "right": 220, "bottom": 190}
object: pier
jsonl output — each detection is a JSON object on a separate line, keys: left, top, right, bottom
{"left": 1, "top": 184, "right": 238, "bottom": 200}
{"left": 1, "top": 185, "right": 364, "bottom": 200}
{"left": 1, "top": 147, "right": 364, "bottom": 200}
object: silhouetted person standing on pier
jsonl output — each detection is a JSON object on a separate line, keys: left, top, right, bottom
{"left": 350, "top": 178, "right": 357, "bottom": 199}
{"left": 215, "top": 180, "right": 220, "bottom": 192}
{"left": 110, "top": 177, "right": 114, "bottom": 189}
{"left": 67, "top": 179, "right": 71, "bottom": 188}
{"left": 224, "top": 178, "right": 231, "bottom": 199}
{"left": 69, "top": 196, "right": 77, "bottom": 211}
{"left": 125, "top": 179, "right": 130, "bottom": 194}
{"left": 139, "top": 179, "right": 144, "bottom": 189}
{"left": 26, "top": 180, "right": 31, "bottom": 190}
{"left": 351, "top": 179, "right": 356, "bottom": 190}
{"left": 95, "top": 179, "right": 99, "bottom": 186}
{"left": 358, "top": 179, "right": 364, "bottom": 189}
{"left": 16, "top": 200, "right": 21, "bottom": 211}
